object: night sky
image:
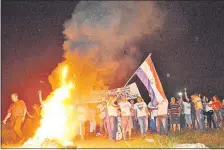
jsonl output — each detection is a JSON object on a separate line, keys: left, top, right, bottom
{"left": 2, "top": 1, "right": 224, "bottom": 117}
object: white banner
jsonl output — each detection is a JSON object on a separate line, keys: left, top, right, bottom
{"left": 91, "top": 82, "right": 141, "bottom": 102}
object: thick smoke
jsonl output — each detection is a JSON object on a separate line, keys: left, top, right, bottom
{"left": 49, "top": 1, "right": 166, "bottom": 100}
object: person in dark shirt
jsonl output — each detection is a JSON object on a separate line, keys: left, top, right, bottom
{"left": 169, "top": 97, "right": 181, "bottom": 132}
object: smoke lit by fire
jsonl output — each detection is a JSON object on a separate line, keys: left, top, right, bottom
{"left": 21, "top": 1, "right": 166, "bottom": 147}
{"left": 62, "top": 1, "right": 165, "bottom": 89}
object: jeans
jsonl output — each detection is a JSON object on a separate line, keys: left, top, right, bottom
{"left": 131, "top": 116, "right": 137, "bottom": 133}
{"left": 109, "top": 116, "right": 118, "bottom": 140}
{"left": 156, "top": 115, "right": 168, "bottom": 135}
{"left": 150, "top": 117, "right": 157, "bottom": 133}
{"left": 185, "top": 114, "right": 192, "bottom": 125}
{"left": 138, "top": 116, "right": 146, "bottom": 136}
{"left": 195, "top": 109, "right": 204, "bottom": 130}
{"left": 206, "top": 111, "right": 216, "bottom": 128}
{"left": 213, "top": 110, "right": 223, "bottom": 128}
{"left": 105, "top": 116, "right": 112, "bottom": 138}
{"left": 191, "top": 114, "right": 196, "bottom": 129}
{"left": 180, "top": 114, "right": 186, "bottom": 129}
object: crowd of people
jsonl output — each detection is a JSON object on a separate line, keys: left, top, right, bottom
{"left": 75, "top": 88, "right": 224, "bottom": 141}
{"left": 2, "top": 88, "right": 224, "bottom": 143}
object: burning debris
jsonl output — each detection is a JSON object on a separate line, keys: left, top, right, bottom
{"left": 20, "top": 66, "right": 78, "bottom": 148}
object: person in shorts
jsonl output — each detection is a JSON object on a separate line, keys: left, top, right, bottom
{"left": 182, "top": 89, "right": 193, "bottom": 129}
{"left": 169, "top": 97, "right": 181, "bottom": 132}
{"left": 118, "top": 95, "right": 133, "bottom": 140}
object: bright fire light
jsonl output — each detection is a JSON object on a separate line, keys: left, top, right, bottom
{"left": 22, "top": 66, "right": 77, "bottom": 148}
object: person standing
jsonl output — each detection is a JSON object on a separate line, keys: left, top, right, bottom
{"left": 181, "top": 92, "right": 192, "bottom": 129}
{"left": 178, "top": 98, "right": 186, "bottom": 129}
{"left": 184, "top": 88, "right": 197, "bottom": 130}
{"left": 156, "top": 99, "right": 168, "bottom": 136}
{"left": 169, "top": 97, "right": 181, "bottom": 132}
{"left": 107, "top": 95, "right": 118, "bottom": 141}
{"left": 118, "top": 95, "right": 133, "bottom": 140}
{"left": 190, "top": 94, "right": 204, "bottom": 130}
{"left": 134, "top": 97, "right": 148, "bottom": 138}
{"left": 3, "top": 93, "right": 32, "bottom": 142}
{"left": 96, "top": 100, "right": 106, "bottom": 136}
{"left": 205, "top": 99, "right": 216, "bottom": 129}
{"left": 130, "top": 99, "right": 137, "bottom": 135}
{"left": 209, "top": 96, "right": 223, "bottom": 129}
{"left": 148, "top": 101, "right": 158, "bottom": 134}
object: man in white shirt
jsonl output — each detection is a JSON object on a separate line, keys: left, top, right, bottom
{"left": 182, "top": 100, "right": 192, "bottom": 129}
{"left": 156, "top": 99, "right": 168, "bottom": 136}
{"left": 134, "top": 97, "right": 148, "bottom": 138}
{"left": 118, "top": 95, "right": 133, "bottom": 140}
{"left": 148, "top": 101, "right": 158, "bottom": 133}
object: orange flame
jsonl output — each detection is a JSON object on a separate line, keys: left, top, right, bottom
{"left": 22, "top": 65, "right": 77, "bottom": 148}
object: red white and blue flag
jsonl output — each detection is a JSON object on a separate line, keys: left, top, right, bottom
{"left": 135, "top": 54, "right": 167, "bottom": 106}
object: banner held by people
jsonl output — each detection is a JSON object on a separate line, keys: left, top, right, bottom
{"left": 90, "top": 82, "right": 141, "bottom": 103}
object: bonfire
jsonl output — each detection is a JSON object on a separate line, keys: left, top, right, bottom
{"left": 21, "top": 66, "right": 78, "bottom": 148}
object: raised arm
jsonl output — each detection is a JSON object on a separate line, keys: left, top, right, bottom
{"left": 38, "top": 90, "right": 43, "bottom": 106}
{"left": 184, "top": 88, "right": 190, "bottom": 101}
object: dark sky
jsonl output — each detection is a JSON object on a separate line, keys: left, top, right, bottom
{"left": 2, "top": 1, "right": 224, "bottom": 116}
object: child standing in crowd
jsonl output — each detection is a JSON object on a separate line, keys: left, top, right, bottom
{"left": 148, "top": 101, "right": 158, "bottom": 134}
{"left": 134, "top": 97, "right": 148, "bottom": 138}
{"left": 169, "top": 97, "right": 181, "bottom": 132}
{"left": 118, "top": 95, "right": 133, "bottom": 140}
{"left": 130, "top": 99, "right": 137, "bottom": 135}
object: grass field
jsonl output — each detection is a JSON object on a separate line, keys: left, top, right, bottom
{"left": 2, "top": 128, "right": 224, "bottom": 149}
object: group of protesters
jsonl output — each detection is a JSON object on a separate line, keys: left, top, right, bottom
{"left": 75, "top": 88, "right": 224, "bottom": 142}
{"left": 3, "top": 88, "right": 224, "bottom": 143}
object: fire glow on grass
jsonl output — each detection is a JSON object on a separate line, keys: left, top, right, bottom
{"left": 22, "top": 66, "right": 77, "bottom": 148}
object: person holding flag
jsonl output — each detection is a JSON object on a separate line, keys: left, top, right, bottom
{"left": 125, "top": 54, "right": 168, "bottom": 135}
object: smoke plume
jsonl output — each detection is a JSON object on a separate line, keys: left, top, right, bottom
{"left": 49, "top": 1, "right": 166, "bottom": 100}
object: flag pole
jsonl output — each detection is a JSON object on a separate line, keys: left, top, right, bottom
{"left": 124, "top": 53, "right": 152, "bottom": 87}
